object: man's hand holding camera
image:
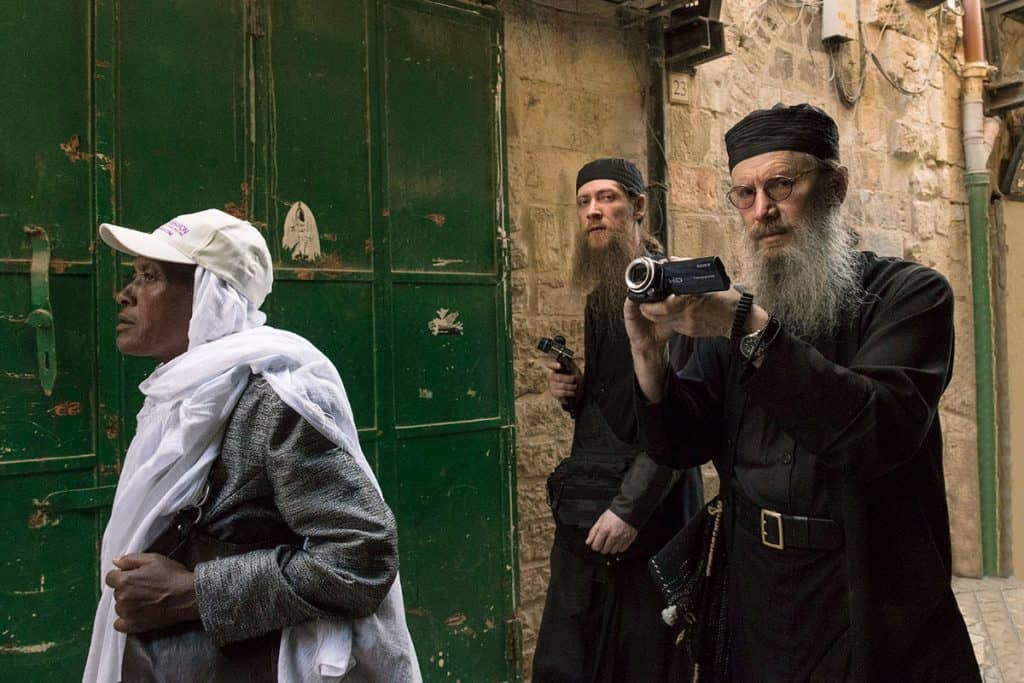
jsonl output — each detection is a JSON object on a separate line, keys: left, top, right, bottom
{"left": 625, "top": 257, "right": 770, "bottom": 402}
{"left": 546, "top": 358, "right": 582, "bottom": 405}
{"left": 626, "top": 285, "right": 767, "bottom": 340}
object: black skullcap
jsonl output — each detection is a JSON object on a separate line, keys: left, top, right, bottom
{"left": 576, "top": 158, "right": 645, "bottom": 195}
{"left": 725, "top": 103, "right": 840, "bottom": 171}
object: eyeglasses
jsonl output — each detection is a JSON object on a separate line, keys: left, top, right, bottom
{"left": 726, "top": 169, "right": 816, "bottom": 210}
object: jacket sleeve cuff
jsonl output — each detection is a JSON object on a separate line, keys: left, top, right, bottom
{"left": 609, "top": 455, "right": 680, "bottom": 529}
{"left": 194, "top": 549, "right": 320, "bottom": 646}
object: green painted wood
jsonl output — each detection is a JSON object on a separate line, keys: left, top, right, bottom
{"left": 265, "top": 280, "right": 378, "bottom": 433}
{"left": 383, "top": 0, "right": 500, "bottom": 277}
{"left": 262, "top": 0, "right": 373, "bottom": 272}
{"left": 391, "top": 283, "right": 501, "bottom": 425}
{"left": 380, "top": 3, "right": 516, "bottom": 679}
{"left": 0, "top": 6, "right": 99, "bottom": 677}
{"left": 1, "top": 2, "right": 517, "bottom": 680}
{"left": 115, "top": 0, "right": 249, "bottom": 226}
{"left": 395, "top": 430, "right": 510, "bottom": 680}
{"left": 114, "top": 0, "right": 251, "bottom": 425}
{"left": 0, "top": 1, "right": 92, "bottom": 263}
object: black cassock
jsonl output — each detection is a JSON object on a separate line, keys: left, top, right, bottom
{"left": 532, "top": 299, "right": 703, "bottom": 683}
{"left": 637, "top": 252, "right": 980, "bottom": 681}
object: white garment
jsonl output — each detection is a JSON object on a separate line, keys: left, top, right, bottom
{"left": 83, "top": 269, "right": 420, "bottom": 683}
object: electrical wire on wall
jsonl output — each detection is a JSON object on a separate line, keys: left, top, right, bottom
{"left": 827, "top": 0, "right": 868, "bottom": 106}
{"left": 828, "top": 0, "right": 954, "bottom": 106}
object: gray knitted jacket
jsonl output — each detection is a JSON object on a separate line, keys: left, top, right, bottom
{"left": 192, "top": 375, "right": 399, "bottom": 646}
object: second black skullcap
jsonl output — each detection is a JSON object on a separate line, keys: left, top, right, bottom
{"left": 576, "top": 158, "right": 645, "bottom": 195}
{"left": 725, "top": 103, "right": 840, "bottom": 171}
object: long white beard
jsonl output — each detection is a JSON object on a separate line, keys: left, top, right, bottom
{"left": 742, "top": 206, "right": 864, "bottom": 340}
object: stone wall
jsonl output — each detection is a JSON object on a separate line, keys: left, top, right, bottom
{"left": 501, "top": 0, "right": 650, "bottom": 669}
{"left": 501, "top": 0, "right": 981, "bottom": 674}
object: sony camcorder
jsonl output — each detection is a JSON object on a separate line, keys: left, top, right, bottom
{"left": 624, "top": 255, "right": 731, "bottom": 303}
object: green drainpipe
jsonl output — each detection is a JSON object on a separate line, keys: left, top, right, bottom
{"left": 967, "top": 169, "right": 999, "bottom": 575}
{"left": 961, "top": 26, "right": 998, "bottom": 572}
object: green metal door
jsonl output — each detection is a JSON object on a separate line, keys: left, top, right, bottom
{"left": 0, "top": 2, "right": 116, "bottom": 679}
{"left": 378, "top": 3, "right": 518, "bottom": 679}
{"left": 1, "top": 1, "right": 517, "bottom": 680}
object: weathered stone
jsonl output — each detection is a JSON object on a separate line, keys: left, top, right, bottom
{"left": 797, "top": 56, "right": 819, "bottom": 90}
{"left": 668, "top": 211, "right": 737, "bottom": 265}
{"left": 515, "top": 395, "right": 573, "bottom": 446}
{"left": 517, "top": 561, "right": 551, "bottom": 620}
{"left": 669, "top": 165, "right": 724, "bottom": 213}
{"left": 511, "top": 271, "right": 529, "bottom": 315}
{"left": 911, "top": 199, "right": 939, "bottom": 240}
{"left": 518, "top": 516, "right": 556, "bottom": 562}
{"left": 668, "top": 108, "right": 718, "bottom": 165}
{"left": 525, "top": 205, "right": 573, "bottom": 273}
{"left": 514, "top": 362, "right": 548, "bottom": 399}
{"left": 855, "top": 106, "right": 891, "bottom": 155}
{"left": 911, "top": 164, "right": 941, "bottom": 198}
{"left": 511, "top": 234, "right": 530, "bottom": 270}
{"left": 858, "top": 228, "right": 904, "bottom": 257}
{"left": 890, "top": 120, "right": 923, "bottom": 159}
{"left": 769, "top": 48, "right": 794, "bottom": 80}
{"left": 517, "top": 476, "right": 554, "bottom": 523}
{"left": 517, "top": 438, "right": 568, "bottom": 478}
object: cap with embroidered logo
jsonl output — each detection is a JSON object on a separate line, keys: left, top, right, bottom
{"left": 98, "top": 209, "right": 273, "bottom": 307}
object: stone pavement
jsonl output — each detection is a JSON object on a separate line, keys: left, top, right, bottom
{"left": 953, "top": 577, "right": 1024, "bottom": 682}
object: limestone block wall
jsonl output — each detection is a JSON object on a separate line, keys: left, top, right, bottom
{"left": 500, "top": 0, "right": 982, "bottom": 673}
{"left": 500, "top": 0, "right": 650, "bottom": 669}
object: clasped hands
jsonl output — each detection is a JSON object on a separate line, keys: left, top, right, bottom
{"left": 105, "top": 553, "right": 200, "bottom": 633}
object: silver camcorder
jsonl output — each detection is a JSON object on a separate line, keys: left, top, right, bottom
{"left": 624, "top": 256, "right": 731, "bottom": 303}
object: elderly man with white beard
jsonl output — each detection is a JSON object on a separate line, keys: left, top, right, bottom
{"left": 626, "top": 104, "right": 980, "bottom": 681}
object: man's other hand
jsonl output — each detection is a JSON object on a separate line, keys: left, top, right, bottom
{"left": 546, "top": 359, "right": 582, "bottom": 403}
{"left": 585, "top": 509, "right": 638, "bottom": 555}
{"left": 105, "top": 553, "right": 200, "bottom": 633}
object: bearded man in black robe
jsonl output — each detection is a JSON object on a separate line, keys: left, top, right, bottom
{"left": 531, "top": 158, "right": 703, "bottom": 682}
{"left": 625, "top": 104, "right": 980, "bottom": 681}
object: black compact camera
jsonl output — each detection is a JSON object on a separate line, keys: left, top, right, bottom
{"left": 537, "top": 335, "right": 577, "bottom": 418}
{"left": 624, "top": 255, "right": 731, "bottom": 303}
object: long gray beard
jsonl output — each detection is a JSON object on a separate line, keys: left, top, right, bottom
{"left": 571, "top": 226, "right": 644, "bottom": 325}
{"left": 742, "top": 207, "right": 864, "bottom": 340}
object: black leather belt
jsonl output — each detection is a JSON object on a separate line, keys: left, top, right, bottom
{"left": 733, "top": 488, "right": 843, "bottom": 551}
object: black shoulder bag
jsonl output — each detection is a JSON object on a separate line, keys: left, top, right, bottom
{"left": 120, "top": 484, "right": 285, "bottom": 683}
{"left": 648, "top": 335, "right": 745, "bottom": 682}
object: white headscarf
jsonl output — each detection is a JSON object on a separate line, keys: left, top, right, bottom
{"left": 84, "top": 268, "right": 420, "bottom": 683}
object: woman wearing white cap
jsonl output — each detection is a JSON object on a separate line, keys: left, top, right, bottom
{"left": 83, "top": 209, "right": 420, "bottom": 682}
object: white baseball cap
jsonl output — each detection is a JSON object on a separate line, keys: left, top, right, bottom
{"left": 99, "top": 209, "right": 273, "bottom": 307}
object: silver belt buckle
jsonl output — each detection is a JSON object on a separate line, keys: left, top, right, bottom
{"left": 760, "top": 508, "right": 784, "bottom": 550}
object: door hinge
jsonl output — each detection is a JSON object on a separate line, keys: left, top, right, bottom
{"left": 504, "top": 615, "right": 524, "bottom": 667}
{"left": 35, "top": 485, "right": 116, "bottom": 514}
{"left": 29, "top": 484, "right": 116, "bottom": 529}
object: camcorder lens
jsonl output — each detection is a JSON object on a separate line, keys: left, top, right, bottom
{"left": 625, "top": 257, "right": 656, "bottom": 293}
